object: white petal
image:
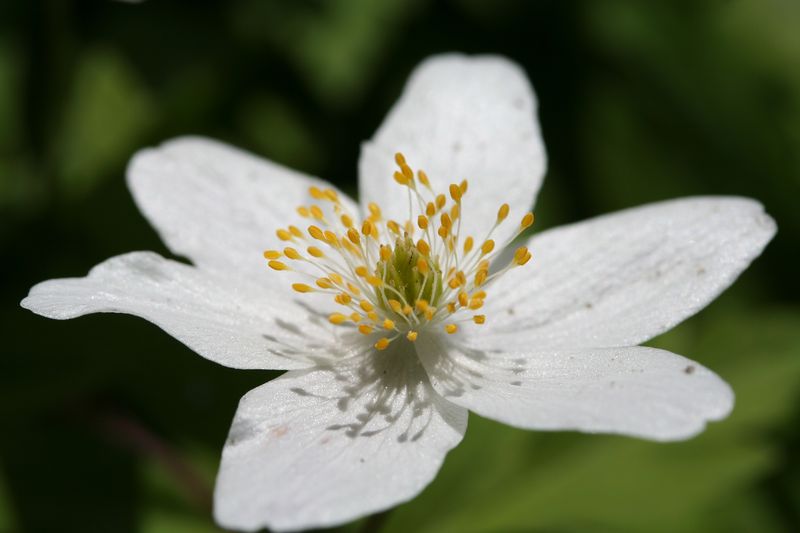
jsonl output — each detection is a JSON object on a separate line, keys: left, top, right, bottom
{"left": 214, "top": 348, "right": 467, "bottom": 532}
{"left": 127, "top": 136, "right": 359, "bottom": 279}
{"left": 417, "top": 335, "right": 732, "bottom": 441}
{"left": 21, "top": 252, "right": 356, "bottom": 370}
{"left": 359, "top": 54, "right": 546, "bottom": 244}
{"left": 483, "top": 197, "right": 776, "bottom": 348}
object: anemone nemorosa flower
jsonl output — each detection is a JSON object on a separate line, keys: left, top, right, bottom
{"left": 22, "top": 54, "right": 776, "bottom": 531}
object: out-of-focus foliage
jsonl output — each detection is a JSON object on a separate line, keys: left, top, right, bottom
{"left": 1, "top": 1, "right": 798, "bottom": 532}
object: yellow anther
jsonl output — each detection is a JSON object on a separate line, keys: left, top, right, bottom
{"left": 342, "top": 239, "right": 362, "bottom": 257}
{"left": 405, "top": 220, "right": 415, "bottom": 235}
{"left": 394, "top": 152, "right": 407, "bottom": 167}
{"left": 382, "top": 319, "right": 395, "bottom": 330}
{"left": 447, "top": 302, "right": 457, "bottom": 313}
{"left": 329, "top": 313, "right": 347, "bottom": 325}
{"left": 402, "top": 304, "right": 413, "bottom": 315}
{"left": 367, "top": 311, "right": 379, "bottom": 321}
{"left": 310, "top": 205, "right": 324, "bottom": 221}
{"left": 460, "top": 180, "right": 468, "bottom": 194}
{"left": 475, "top": 270, "right": 488, "bottom": 286}
{"left": 521, "top": 212, "right": 535, "bottom": 230}
{"left": 292, "top": 283, "right": 314, "bottom": 293}
{"left": 347, "top": 282, "right": 360, "bottom": 295}
{"left": 347, "top": 228, "right": 361, "bottom": 245}
{"left": 417, "top": 257, "right": 429, "bottom": 274}
{"left": 323, "top": 189, "right": 339, "bottom": 202}
{"left": 438, "top": 226, "right": 449, "bottom": 239}
{"left": 518, "top": 250, "right": 532, "bottom": 265}
{"left": 380, "top": 245, "right": 392, "bottom": 261}
{"left": 296, "top": 206, "right": 310, "bottom": 218}
{"left": 406, "top": 331, "right": 418, "bottom": 342}
{"left": 276, "top": 229, "right": 292, "bottom": 241}
{"left": 445, "top": 324, "right": 458, "bottom": 334}
{"left": 469, "top": 298, "right": 484, "bottom": 310}
{"left": 388, "top": 299, "right": 403, "bottom": 313}
{"left": 462, "top": 237, "right": 473, "bottom": 254}
{"left": 307, "top": 246, "right": 324, "bottom": 258}
{"left": 355, "top": 266, "right": 369, "bottom": 277}
{"left": 368, "top": 202, "right": 382, "bottom": 220}
{"left": 436, "top": 194, "right": 446, "bottom": 210}
{"left": 449, "top": 183, "right": 462, "bottom": 202}
{"left": 283, "top": 247, "right": 301, "bottom": 260}
{"left": 309, "top": 186, "right": 325, "bottom": 199}
{"left": 316, "top": 278, "right": 334, "bottom": 289}
{"left": 418, "top": 170, "right": 430, "bottom": 187}
{"left": 426, "top": 202, "right": 436, "bottom": 217}
{"left": 366, "top": 276, "right": 383, "bottom": 287}
{"left": 360, "top": 300, "right": 374, "bottom": 312}
{"left": 335, "top": 293, "right": 351, "bottom": 305}
{"left": 450, "top": 204, "right": 460, "bottom": 220}
{"left": 417, "top": 215, "right": 429, "bottom": 230}
{"left": 329, "top": 273, "right": 343, "bottom": 285}
{"left": 375, "top": 337, "right": 391, "bottom": 351}
{"left": 417, "top": 239, "right": 430, "bottom": 256}
{"left": 401, "top": 163, "right": 414, "bottom": 181}
{"left": 289, "top": 225, "right": 304, "bottom": 238}
{"left": 268, "top": 260, "right": 288, "bottom": 271}
{"left": 358, "top": 324, "right": 374, "bottom": 335}
{"left": 458, "top": 291, "right": 468, "bottom": 307}
{"left": 350, "top": 312, "right": 362, "bottom": 322}
{"left": 416, "top": 299, "right": 429, "bottom": 312}
{"left": 440, "top": 213, "right": 452, "bottom": 229}
{"left": 473, "top": 315, "right": 486, "bottom": 324}
{"left": 393, "top": 171, "right": 409, "bottom": 186}
{"left": 387, "top": 220, "right": 401, "bottom": 235}
{"left": 425, "top": 307, "right": 435, "bottom": 321}
{"left": 308, "top": 225, "right": 324, "bottom": 240}
{"left": 481, "top": 240, "right": 495, "bottom": 255}
{"left": 324, "top": 230, "right": 339, "bottom": 245}
{"left": 341, "top": 214, "right": 354, "bottom": 228}
{"left": 263, "top": 250, "right": 281, "bottom": 259}
{"left": 497, "top": 203, "right": 510, "bottom": 222}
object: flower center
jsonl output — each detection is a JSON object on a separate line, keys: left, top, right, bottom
{"left": 264, "top": 152, "right": 534, "bottom": 351}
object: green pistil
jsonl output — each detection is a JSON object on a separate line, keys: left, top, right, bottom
{"left": 375, "top": 236, "right": 442, "bottom": 314}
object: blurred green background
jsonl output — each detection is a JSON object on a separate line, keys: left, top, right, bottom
{"left": 2, "top": 1, "right": 800, "bottom": 532}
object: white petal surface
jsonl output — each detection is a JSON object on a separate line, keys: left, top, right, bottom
{"left": 417, "top": 335, "right": 733, "bottom": 441}
{"left": 21, "top": 252, "right": 356, "bottom": 370}
{"left": 482, "top": 197, "right": 775, "bottom": 348}
{"left": 128, "top": 136, "right": 359, "bottom": 279}
{"left": 359, "top": 54, "right": 546, "bottom": 244}
{"left": 214, "top": 347, "right": 467, "bottom": 532}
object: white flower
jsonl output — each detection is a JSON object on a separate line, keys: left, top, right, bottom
{"left": 21, "top": 54, "right": 776, "bottom": 532}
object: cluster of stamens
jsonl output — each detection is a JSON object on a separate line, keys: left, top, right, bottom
{"left": 264, "top": 153, "right": 534, "bottom": 352}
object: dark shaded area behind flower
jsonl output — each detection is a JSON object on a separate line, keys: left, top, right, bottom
{"left": 1, "top": 1, "right": 799, "bottom": 532}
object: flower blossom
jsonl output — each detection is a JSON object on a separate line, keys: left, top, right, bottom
{"left": 22, "top": 54, "right": 776, "bottom": 531}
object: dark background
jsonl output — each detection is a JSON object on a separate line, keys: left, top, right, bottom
{"left": 2, "top": 1, "right": 799, "bottom": 532}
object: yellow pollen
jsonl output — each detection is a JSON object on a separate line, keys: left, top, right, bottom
{"left": 268, "top": 260, "right": 288, "bottom": 271}
{"left": 497, "top": 203, "right": 510, "bottom": 222}
{"left": 308, "top": 225, "right": 324, "bottom": 240}
{"left": 292, "top": 283, "right": 314, "bottom": 293}
{"left": 445, "top": 324, "right": 458, "bottom": 334}
{"left": 310, "top": 205, "right": 324, "bottom": 221}
{"left": 521, "top": 212, "right": 535, "bottom": 230}
{"left": 316, "top": 278, "right": 333, "bottom": 289}
{"left": 406, "top": 331, "right": 418, "bottom": 342}
{"left": 375, "top": 337, "right": 391, "bottom": 350}
{"left": 329, "top": 313, "right": 347, "bottom": 325}
{"left": 449, "top": 183, "right": 462, "bottom": 202}
{"left": 283, "top": 247, "right": 301, "bottom": 260}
